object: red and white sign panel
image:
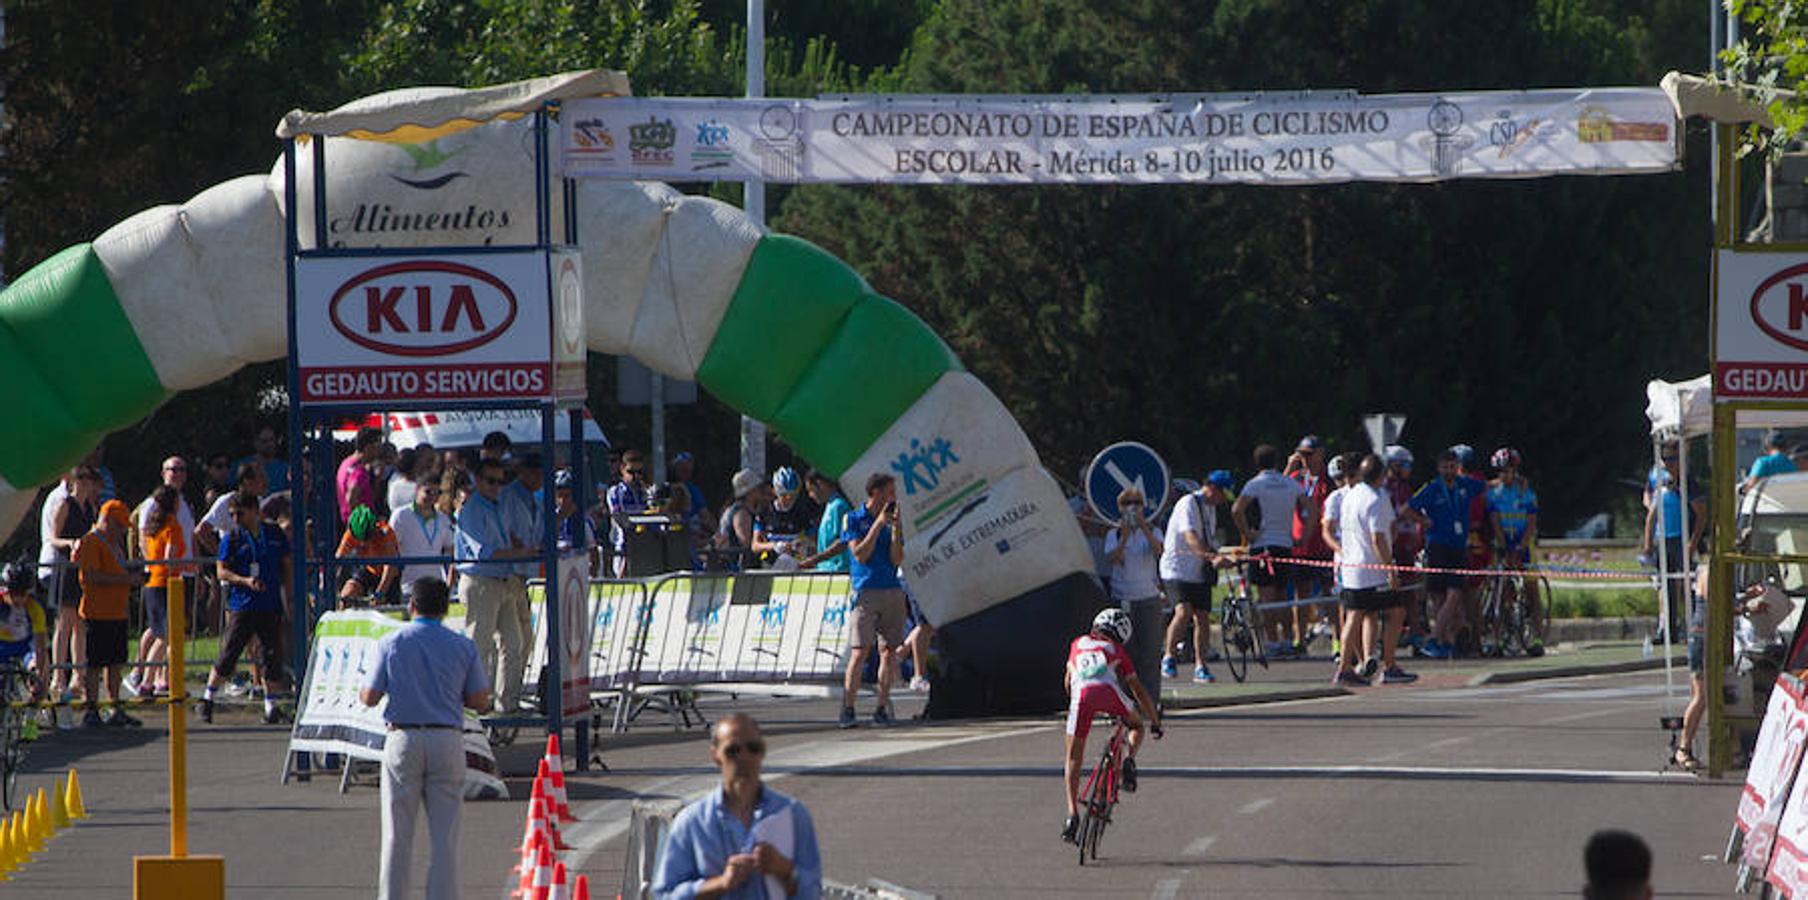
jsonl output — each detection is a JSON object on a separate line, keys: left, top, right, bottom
{"left": 1743, "top": 676, "right": 1808, "bottom": 872}
{"left": 1718, "top": 251, "right": 1808, "bottom": 401}
{"left": 557, "top": 553, "right": 593, "bottom": 717}
{"left": 296, "top": 250, "right": 585, "bottom": 406}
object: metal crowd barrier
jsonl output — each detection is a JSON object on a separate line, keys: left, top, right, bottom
{"left": 524, "top": 570, "right": 852, "bottom": 733}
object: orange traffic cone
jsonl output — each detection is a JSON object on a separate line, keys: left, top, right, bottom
{"left": 532, "top": 770, "right": 571, "bottom": 851}
{"left": 549, "top": 860, "right": 570, "bottom": 900}
{"left": 529, "top": 841, "right": 553, "bottom": 900}
{"left": 512, "top": 830, "right": 545, "bottom": 897}
{"left": 548, "top": 760, "right": 575, "bottom": 824}
{"left": 572, "top": 873, "right": 590, "bottom": 900}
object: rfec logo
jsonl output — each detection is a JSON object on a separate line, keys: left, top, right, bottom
{"left": 629, "top": 116, "right": 677, "bottom": 166}
{"left": 328, "top": 260, "right": 518, "bottom": 357}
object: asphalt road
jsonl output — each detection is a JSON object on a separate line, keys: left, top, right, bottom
{"left": 1, "top": 668, "right": 1745, "bottom": 898}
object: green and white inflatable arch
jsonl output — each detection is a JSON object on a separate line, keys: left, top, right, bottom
{"left": 0, "top": 76, "right": 1100, "bottom": 715}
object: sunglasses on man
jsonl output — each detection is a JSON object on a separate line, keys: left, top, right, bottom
{"left": 721, "top": 739, "right": 766, "bottom": 759}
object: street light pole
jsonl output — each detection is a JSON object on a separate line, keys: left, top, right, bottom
{"left": 739, "top": 0, "right": 768, "bottom": 478}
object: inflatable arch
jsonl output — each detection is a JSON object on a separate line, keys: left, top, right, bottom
{"left": 0, "top": 72, "right": 1099, "bottom": 715}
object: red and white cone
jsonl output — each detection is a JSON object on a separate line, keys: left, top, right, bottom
{"left": 534, "top": 771, "right": 572, "bottom": 851}
{"left": 571, "top": 873, "right": 591, "bottom": 900}
{"left": 528, "top": 841, "right": 554, "bottom": 900}
{"left": 548, "top": 861, "right": 571, "bottom": 900}
{"left": 512, "top": 830, "right": 545, "bottom": 897}
{"left": 548, "top": 758, "right": 575, "bottom": 824}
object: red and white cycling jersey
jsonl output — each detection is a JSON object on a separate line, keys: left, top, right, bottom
{"left": 1067, "top": 634, "right": 1135, "bottom": 739}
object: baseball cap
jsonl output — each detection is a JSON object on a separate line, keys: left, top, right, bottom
{"left": 1206, "top": 469, "right": 1236, "bottom": 490}
{"left": 99, "top": 500, "right": 130, "bottom": 527}
{"left": 553, "top": 469, "right": 576, "bottom": 490}
{"left": 731, "top": 468, "right": 762, "bottom": 499}
{"left": 1296, "top": 435, "right": 1323, "bottom": 452}
{"left": 672, "top": 451, "right": 694, "bottom": 465}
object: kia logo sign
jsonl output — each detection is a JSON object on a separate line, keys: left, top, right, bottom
{"left": 329, "top": 260, "right": 518, "bottom": 357}
{"left": 1752, "top": 262, "right": 1808, "bottom": 353}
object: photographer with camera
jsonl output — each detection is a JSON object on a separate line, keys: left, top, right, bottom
{"left": 838, "top": 473, "right": 908, "bottom": 729}
{"left": 1105, "top": 487, "right": 1164, "bottom": 699}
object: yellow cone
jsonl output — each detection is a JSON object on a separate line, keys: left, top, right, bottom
{"left": 48, "top": 778, "right": 68, "bottom": 831}
{"left": 6, "top": 813, "right": 19, "bottom": 859}
{"left": 34, "top": 789, "right": 51, "bottom": 840}
{"left": 21, "top": 804, "right": 39, "bottom": 854}
{"left": 64, "top": 769, "right": 85, "bottom": 819}
{"left": 0, "top": 817, "right": 14, "bottom": 876}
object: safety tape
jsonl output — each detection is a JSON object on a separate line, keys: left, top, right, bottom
{"left": 1242, "top": 552, "right": 1663, "bottom": 583}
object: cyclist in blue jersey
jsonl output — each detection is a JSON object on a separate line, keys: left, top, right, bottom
{"left": 1487, "top": 448, "right": 1545, "bottom": 657}
{"left": 0, "top": 561, "right": 50, "bottom": 709}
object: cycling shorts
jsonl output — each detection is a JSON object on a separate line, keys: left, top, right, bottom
{"left": 1066, "top": 681, "right": 1133, "bottom": 740}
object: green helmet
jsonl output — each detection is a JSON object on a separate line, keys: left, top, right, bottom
{"left": 348, "top": 505, "right": 376, "bottom": 541}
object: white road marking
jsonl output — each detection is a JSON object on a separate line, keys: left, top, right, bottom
{"left": 1237, "top": 797, "right": 1274, "bottom": 814}
{"left": 1151, "top": 877, "right": 1183, "bottom": 900}
{"left": 535, "top": 722, "right": 1057, "bottom": 897}
{"left": 1537, "top": 705, "right": 1645, "bottom": 726}
{"left": 1427, "top": 736, "right": 1468, "bottom": 750}
{"left": 1183, "top": 836, "right": 1217, "bottom": 857}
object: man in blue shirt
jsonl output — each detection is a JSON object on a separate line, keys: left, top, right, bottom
{"left": 362, "top": 577, "right": 490, "bottom": 900}
{"left": 203, "top": 490, "right": 292, "bottom": 724}
{"left": 456, "top": 459, "right": 538, "bottom": 714}
{"left": 802, "top": 471, "right": 851, "bottom": 573}
{"left": 652, "top": 713, "right": 821, "bottom": 900}
{"left": 1745, "top": 430, "right": 1798, "bottom": 492}
{"left": 838, "top": 474, "right": 906, "bottom": 729}
{"left": 1487, "top": 447, "right": 1545, "bottom": 657}
{"left": 1404, "top": 450, "right": 1484, "bottom": 659}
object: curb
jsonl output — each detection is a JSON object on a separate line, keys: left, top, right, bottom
{"left": 1163, "top": 686, "right": 1350, "bottom": 710}
{"left": 1466, "top": 656, "right": 1669, "bottom": 687}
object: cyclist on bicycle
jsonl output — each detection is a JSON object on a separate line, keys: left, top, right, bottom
{"left": 0, "top": 561, "right": 50, "bottom": 708}
{"left": 1487, "top": 447, "right": 1545, "bottom": 656}
{"left": 1062, "top": 608, "right": 1160, "bottom": 843}
{"left": 336, "top": 505, "right": 400, "bottom": 606}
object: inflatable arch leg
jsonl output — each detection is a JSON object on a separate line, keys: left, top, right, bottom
{"left": 0, "top": 90, "right": 1103, "bottom": 716}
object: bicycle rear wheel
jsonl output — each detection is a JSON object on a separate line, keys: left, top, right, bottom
{"left": 1478, "top": 579, "right": 1506, "bottom": 657}
{"left": 0, "top": 674, "right": 20, "bottom": 811}
{"left": 1501, "top": 577, "right": 1528, "bottom": 656}
{"left": 1222, "top": 604, "right": 1250, "bottom": 683}
{"left": 1086, "top": 797, "right": 1108, "bottom": 861}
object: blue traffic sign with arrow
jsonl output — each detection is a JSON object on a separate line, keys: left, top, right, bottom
{"left": 1085, "top": 441, "right": 1171, "bottom": 525}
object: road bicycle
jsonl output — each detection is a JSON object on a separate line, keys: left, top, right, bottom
{"left": 1071, "top": 716, "right": 1161, "bottom": 864}
{"left": 1477, "top": 552, "right": 1549, "bottom": 657}
{"left": 0, "top": 660, "right": 36, "bottom": 810}
{"left": 1218, "top": 560, "right": 1271, "bottom": 683}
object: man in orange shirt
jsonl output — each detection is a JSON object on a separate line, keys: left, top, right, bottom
{"left": 337, "top": 505, "right": 401, "bottom": 606}
{"left": 78, "top": 500, "right": 144, "bottom": 728}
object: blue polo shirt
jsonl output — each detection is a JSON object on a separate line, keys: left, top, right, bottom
{"left": 365, "top": 618, "right": 487, "bottom": 728}
{"left": 1410, "top": 477, "right": 1483, "bottom": 549}
{"left": 843, "top": 504, "right": 901, "bottom": 592}
{"left": 815, "top": 494, "right": 853, "bottom": 573}
{"left": 218, "top": 521, "right": 289, "bottom": 612}
{"left": 454, "top": 492, "right": 514, "bottom": 579}
{"left": 1751, "top": 452, "right": 1796, "bottom": 481}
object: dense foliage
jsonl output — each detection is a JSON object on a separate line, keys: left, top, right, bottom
{"left": 0, "top": 0, "right": 1710, "bottom": 544}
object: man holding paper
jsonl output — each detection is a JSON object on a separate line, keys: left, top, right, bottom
{"left": 653, "top": 714, "right": 822, "bottom": 899}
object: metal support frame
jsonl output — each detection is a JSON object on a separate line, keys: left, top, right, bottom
{"left": 280, "top": 105, "right": 593, "bottom": 772}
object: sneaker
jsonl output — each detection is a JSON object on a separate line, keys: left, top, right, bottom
{"left": 1061, "top": 814, "right": 1080, "bottom": 843}
{"left": 263, "top": 706, "right": 292, "bottom": 726}
{"left": 1381, "top": 666, "right": 1420, "bottom": 685}
{"left": 908, "top": 676, "right": 931, "bottom": 692}
{"left": 80, "top": 709, "right": 104, "bottom": 729}
{"left": 105, "top": 707, "right": 143, "bottom": 728}
{"left": 1419, "top": 639, "right": 1452, "bottom": 660}
{"left": 1527, "top": 640, "right": 1546, "bottom": 658}
{"left": 1192, "top": 665, "right": 1215, "bottom": 684}
{"left": 199, "top": 698, "right": 214, "bottom": 724}
{"left": 222, "top": 678, "right": 250, "bottom": 699}
{"left": 837, "top": 706, "right": 857, "bottom": 729}
{"left": 1332, "top": 670, "right": 1370, "bottom": 687}
{"left": 1359, "top": 656, "right": 1381, "bottom": 679}
{"left": 1121, "top": 756, "right": 1139, "bottom": 793}
{"left": 1330, "top": 638, "right": 1342, "bottom": 659}
{"left": 120, "top": 677, "right": 141, "bottom": 699}
{"left": 872, "top": 706, "right": 893, "bottom": 727}
{"left": 1161, "top": 656, "right": 1178, "bottom": 679}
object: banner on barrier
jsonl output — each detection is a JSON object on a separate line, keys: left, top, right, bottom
{"left": 560, "top": 89, "right": 1677, "bottom": 186}
{"left": 290, "top": 611, "right": 508, "bottom": 799}
{"left": 636, "top": 573, "right": 853, "bottom": 685}
{"left": 1744, "top": 676, "right": 1808, "bottom": 873}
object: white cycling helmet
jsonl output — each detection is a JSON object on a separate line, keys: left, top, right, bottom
{"left": 1383, "top": 445, "right": 1414, "bottom": 468}
{"left": 1327, "top": 455, "right": 1347, "bottom": 480}
{"left": 1092, "top": 607, "right": 1132, "bottom": 644}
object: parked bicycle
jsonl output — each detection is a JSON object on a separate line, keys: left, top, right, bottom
{"left": 1219, "top": 558, "right": 1271, "bottom": 683}
{"left": 1476, "top": 556, "right": 1550, "bottom": 657}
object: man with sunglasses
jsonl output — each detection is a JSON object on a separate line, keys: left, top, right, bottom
{"left": 608, "top": 450, "right": 652, "bottom": 577}
{"left": 455, "top": 459, "right": 540, "bottom": 715}
{"left": 361, "top": 576, "right": 489, "bottom": 900}
{"left": 390, "top": 477, "right": 454, "bottom": 597}
{"left": 654, "top": 713, "right": 822, "bottom": 900}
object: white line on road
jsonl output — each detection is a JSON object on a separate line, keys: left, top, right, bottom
{"left": 1237, "top": 797, "right": 1274, "bottom": 814}
{"left": 1151, "top": 877, "right": 1182, "bottom": 900}
{"left": 1183, "top": 836, "right": 1217, "bottom": 857}
{"left": 1427, "top": 736, "right": 1468, "bottom": 749}
{"left": 1537, "top": 705, "right": 1645, "bottom": 726}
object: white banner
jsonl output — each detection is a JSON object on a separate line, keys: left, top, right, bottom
{"left": 294, "top": 249, "right": 585, "bottom": 406}
{"left": 290, "top": 611, "right": 508, "bottom": 799}
{"left": 1717, "top": 250, "right": 1808, "bottom": 401}
{"left": 1742, "top": 676, "right": 1808, "bottom": 873}
{"left": 561, "top": 89, "right": 1677, "bottom": 185}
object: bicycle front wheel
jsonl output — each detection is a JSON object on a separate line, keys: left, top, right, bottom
{"left": 1223, "top": 604, "right": 1250, "bottom": 683}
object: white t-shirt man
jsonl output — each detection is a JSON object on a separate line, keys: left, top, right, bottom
{"left": 1242, "top": 470, "right": 1304, "bottom": 550}
{"left": 1159, "top": 491, "right": 1216, "bottom": 583}
{"left": 1338, "top": 483, "right": 1396, "bottom": 591}
{"left": 389, "top": 503, "right": 455, "bottom": 593}
{"left": 1104, "top": 528, "right": 1160, "bottom": 601}
{"left": 1322, "top": 484, "right": 1350, "bottom": 589}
